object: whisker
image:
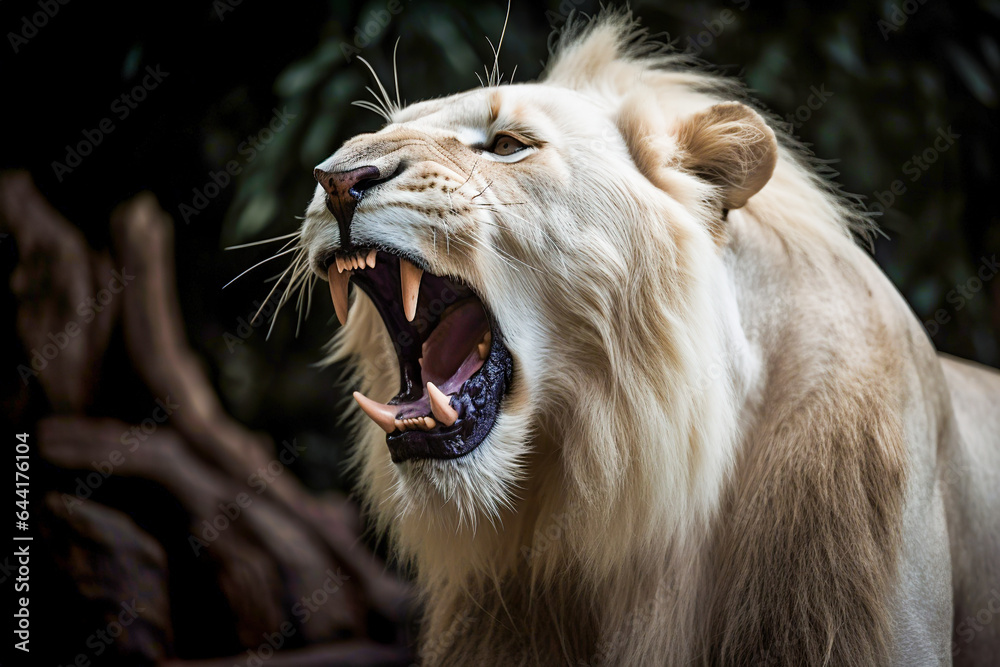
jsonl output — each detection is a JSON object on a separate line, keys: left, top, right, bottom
{"left": 465, "top": 231, "right": 544, "bottom": 275}
{"left": 364, "top": 86, "right": 391, "bottom": 117}
{"left": 223, "top": 245, "right": 300, "bottom": 290}
{"left": 392, "top": 36, "right": 402, "bottom": 110}
{"left": 352, "top": 100, "right": 390, "bottom": 121}
{"left": 452, "top": 234, "right": 518, "bottom": 274}
{"left": 472, "top": 180, "right": 494, "bottom": 200}
{"left": 490, "top": 0, "right": 512, "bottom": 86}
{"left": 252, "top": 254, "right": 300, "bottom": 324}
{"left": 305, "top": 273, "right": 316, "bottom": 321}
{"left": 357, "top": 56, "right": 395, "bottom": 117}
{"left": 268, "top": 253, "right": 309, "bottom": 339}
{"left": 457, "top": 158, "right": 481, "bottom": 190}
{"left": 224, "top": 231, "right": 299, "bottom": 250}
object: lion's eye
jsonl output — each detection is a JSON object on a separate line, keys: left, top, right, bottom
{"left": 489, "top": 134, "right": 528, "bottom": 156}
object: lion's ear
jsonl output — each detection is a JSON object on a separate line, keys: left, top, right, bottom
{"left": 620, "top": 99, "right": 778, "bottom": 210}
{"left": 672, "top": 102, "right": 778, "bottom": 209}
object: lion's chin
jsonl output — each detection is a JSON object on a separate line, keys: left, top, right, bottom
{"left": 328, "top": 249, "right": 513, "bottom": 463}
{"left": 385, "top": 401, "right": 533, "bottom": 529}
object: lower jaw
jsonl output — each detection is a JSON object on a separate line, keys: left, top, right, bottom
{"left": 384, "top": 327, "right": 513, "bottom": 463}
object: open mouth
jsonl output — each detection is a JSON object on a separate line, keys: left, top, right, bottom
{"left": 327, "top": 249, "right": 512, "bottom": 463}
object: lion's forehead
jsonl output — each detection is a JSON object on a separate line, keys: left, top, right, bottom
{"left": 387, "top": 84, "right": 609, "bottom": 140}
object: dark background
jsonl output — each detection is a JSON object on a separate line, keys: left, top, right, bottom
{"left": 1, "top": 0, "right": 998, "bottom": 658}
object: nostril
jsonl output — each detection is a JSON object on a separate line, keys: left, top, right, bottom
{"left": 350, "top": 178, "right": 379, "bottom": 198}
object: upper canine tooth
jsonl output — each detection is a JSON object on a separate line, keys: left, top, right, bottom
{"left": 366, "top": 250, "right": 377, "bottom": 268}
{"left": 353, "top": 391, "right": 398, "bottom": 433}
{"left": 426, "top": 382, "right": 458, "bottom": 426}
{"left": 400, "top": 259, "right": 423, "bottom": 322}
{"left": 328, "top": 265, "right": 351, "bottom": 325}
{"left": 336, "top": 256, "right": 347, "bottom": 274}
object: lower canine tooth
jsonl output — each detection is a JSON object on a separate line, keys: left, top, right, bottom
{"left": 477, "top": 330, "right": 492, "bottom": 360}
{"left": 328, "top": 266, "right": 351, "bottom": 326}
{"left": 353, "top": 391, "right": 398, "bottom": 433}
{"left": 426, "top": 382, "right": 458, "bottom": 426}
{"left": 400, "top": 258, "right": 423, "bottom": 322}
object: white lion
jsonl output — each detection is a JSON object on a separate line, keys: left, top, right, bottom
{"left": 297, "top": 9, "right": 1000, "bottom": 666}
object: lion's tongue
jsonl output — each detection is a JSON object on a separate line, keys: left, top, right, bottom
{"left": 421, "top": 301, "right": 489, "bottom": 386}
{"left": 354, "top": 300, "right": 491, "bottom": 428}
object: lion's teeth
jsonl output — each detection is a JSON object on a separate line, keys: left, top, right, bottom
{"left": 477, "top": 330, "right": 492, "bottom": 360}
{"left": 353, "top": 391, "right": 397, "bottom": 433}
{"left": 366, "top": 250, "right": 377, "bottom": 268}
{"left": 392, "top": 415, "right": 438, "bottom": 432}
{"left": 400, "top": 259, "right": 423, "bottom": 322}
{"left": 335, "top": 256, "right": 344, "bottom": 273}
{"left": 427, "top": 382, "right": 458, "bottom": 426}
{"left": 328, "top": 266, "right": 351, "bottom": 325}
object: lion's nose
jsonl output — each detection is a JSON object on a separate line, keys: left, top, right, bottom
{"left": 313, "top": 165, "right": 385, "bottom": 247}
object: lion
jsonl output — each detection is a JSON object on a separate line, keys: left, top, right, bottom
{"left": 294, "top": 9, "right": 1000, "bottom": 666}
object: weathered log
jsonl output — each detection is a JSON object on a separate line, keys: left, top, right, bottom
{"left": 41, "top": 492, "right": 173, "bottom": 664}
{"left": 0, "top": 171, "right": 119, "bottom": 413}
{"left": 2, "top": 173, "right": 414, "bottom": 664}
